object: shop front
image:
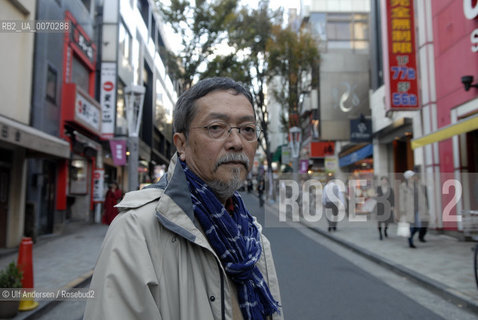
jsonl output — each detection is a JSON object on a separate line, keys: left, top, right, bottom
{"left": 0, "top": 115, "right": 70, "bottom": 248}
{"left": 58, "top": 11, "right": 102, "bottom": 223}
{"left": 408, "top": 0, "right": 478, "bottom": 230}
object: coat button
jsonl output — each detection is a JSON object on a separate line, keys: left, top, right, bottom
{"left": 209, "top": 296, "right": 216, "bottom": 302}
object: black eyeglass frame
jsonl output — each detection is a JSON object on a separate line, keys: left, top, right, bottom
{"left": 190, "top": 123, "right": 262, "bottom": 141}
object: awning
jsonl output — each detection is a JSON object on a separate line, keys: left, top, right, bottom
{"left": 339, "top": 144, "right": 373, "bottom": 168}
{"left": 272, "top": 144, "right": 287, "bottom": 162}
{"left": 373, "top": 117, "right": 412, "bottom": 144}
{"left": 411, "top": 114, "right": 478, "bottom": 149}
{"left": 0, "top": 115, "right": 70, "bottom": 159}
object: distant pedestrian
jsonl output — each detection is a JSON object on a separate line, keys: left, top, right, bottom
{"left": 322, "top": 175, "right": 346, "bottom": 232}
{"left": 375, "top": 176, "right": 394, "bottom": 240}
{"left": 102, "top": 182, "right": 122, "bottom": 225}
{"left": 399, "top": 170, "right": 429, "bottom": 248}
{"left": 257, "top": 176, "right": 265, "bottom": 207}
{"left": 247, "top": 178, "right": 253, "bottom": 193}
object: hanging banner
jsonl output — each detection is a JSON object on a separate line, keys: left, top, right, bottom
{"left": 383, "top": 0, "right": 420, "bottom": 110}
{"left": 299, "top": 160, "right": 309, "bottom": 174}
{"left": 109, "top": 139, "right": 127, "bottom": 166}
{"left": 281, "top": 146, "right": 291, "bottom": 164}
{"left": 93, "top": 169, "right": 105, "bottom": 202}
{"left": 325, "top": 157, "right": 338, "bottom": 173}
{"left": 100, "top": 62, "right": 117, "bottom": 139}
{"left": 350, "top": 118, "right": 372, "bottom": 142}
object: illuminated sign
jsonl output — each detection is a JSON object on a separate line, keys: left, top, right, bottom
{"left": 464, "top": 0, "right": 478, "bottom": 20}
{"left": 384, "top": 0, "right": 419, "bottom": 110}
{"left": 76, "top": 89, "right": 101, "bottom": 132}
{"left": 310, "top": 141, "right": 335, "bottom": 158}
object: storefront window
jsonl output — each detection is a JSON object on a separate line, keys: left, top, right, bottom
{"left": 70, "top": 158, "right": 88, "bottom": 194}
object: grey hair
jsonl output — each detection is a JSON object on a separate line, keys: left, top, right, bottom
{"left": 173, "top": 77, "right": 254, "bottom": 136}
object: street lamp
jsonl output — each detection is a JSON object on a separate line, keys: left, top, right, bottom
{"left": 124, "top": 84, "right": 145, "bottom": 191}
{"left": 289, "top": 126, "right": 301, "bottom": 183}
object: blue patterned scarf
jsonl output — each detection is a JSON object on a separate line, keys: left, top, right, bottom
{"left": 180, "top": 160, "right": 280, "bottom": 320}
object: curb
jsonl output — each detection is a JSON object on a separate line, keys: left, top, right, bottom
{"left": 13, "top": 270, "right": 94, "bottom": 320}
{"left": 302, "top": 220, "right": 478, "bottom": 315}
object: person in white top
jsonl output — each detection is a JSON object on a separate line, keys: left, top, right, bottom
{"left": 322, "top": 174, "right": 346, "bottom": 232}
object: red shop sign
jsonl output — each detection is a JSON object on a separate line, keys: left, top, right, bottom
{"left": 384, "top": 0, "right": 420, "bottom": 111}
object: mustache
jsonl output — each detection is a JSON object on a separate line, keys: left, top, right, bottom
{"left": 215, "top": 153, "right": 250, "bottom": 170}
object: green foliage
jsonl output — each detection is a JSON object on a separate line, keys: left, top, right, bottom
{"left": 222, "top": 2, "right": 283, "bottom": 165}
{"left": 158, "top": 0, "right": 320, "bottom": 177}
{"left": 201, "top": 54, "right": 251, "bottom": 84}
{"left": 267, "top": 25, "right": 320, "bottom": 129}
{"left": 0, "top": 262, "right": 23, "bottom": 288}
{"left": 157, "top": 0, "right": 239, "bottom": 91}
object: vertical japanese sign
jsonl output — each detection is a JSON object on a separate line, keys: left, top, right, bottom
{"left": 109, "top": 139, "right": 127, "bottom": 166}
{"left": 93, "top": 169, "right": 105, "bottom": 202}
{"left": 100, "top": 62, "right": 117, "bottom": 139}
{"left": 385, "top": 0, "right": 419, "bottom": 110}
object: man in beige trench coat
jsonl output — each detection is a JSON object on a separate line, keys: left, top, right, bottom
{"left": 84, "top": 78, "right": 282, "bottom": 320}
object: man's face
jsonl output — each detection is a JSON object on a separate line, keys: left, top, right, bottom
{"left": 174, "top": 89, "right": 258, "bottom": 201}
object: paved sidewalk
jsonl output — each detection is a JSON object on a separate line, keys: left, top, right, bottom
{"left": 270, "top": 201, "right": 478, "bottom": 314}
{"left": 0, "top": 221, "right": 108, "bottom": 320}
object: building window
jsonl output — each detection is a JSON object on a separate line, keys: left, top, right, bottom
{"left": 80, "top": 0, "right": 91, "bottom": 12}
{"left": 119, "top": 21, "right": 132, "bottom": 67}
{"left": 46, "top": 65, "right": 58, "bottom": 104}
{"left": 70, "top": 158, "right": 88, "bottom": 194}
{"left": 137, "top": 0, "right": 149, "bottom": 26}
{"left": 151, "top": 17, "right": 156, "bottom": 43}
{"left": 318, "top": 12, "right": 369, "bottom": 52}
{"left": 72, "top": 55, "right": 90, "bottom": 93}
{"left": 115, "top": 80, "right": 128, "bottom": 135}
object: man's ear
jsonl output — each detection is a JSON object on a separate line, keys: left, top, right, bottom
{"left": 173, "top": 132, "right": 187, "bottom": 161}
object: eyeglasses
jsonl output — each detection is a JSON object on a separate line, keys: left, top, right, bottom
{"left": 191, "top": 122, "right": 261, "bottom": 141}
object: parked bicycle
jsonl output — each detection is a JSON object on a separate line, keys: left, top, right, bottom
{"left": 460, "top": 210, "right": 478, "bottom": 290}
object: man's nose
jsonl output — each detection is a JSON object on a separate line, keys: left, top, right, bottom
{"left": 224, "top": 128, "right": 243, "bottom": 150}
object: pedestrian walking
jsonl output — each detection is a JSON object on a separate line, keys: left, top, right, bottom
{"left": 84, "top": 77, "right": 282, "bottom": 320}
{"left": 257, "top": 176, "right": 265, "bottom": 207}
{"left": 322, "top": 175, "right": 346, "bottom": 232}
{"left": 375, "top": 176, "right": 394, "bottom": 240}
{"left": 399, "top": 170, "right": 430, "bottom": 248}
{"left": 101, "top": 182, "right": 122, "bottom": 225}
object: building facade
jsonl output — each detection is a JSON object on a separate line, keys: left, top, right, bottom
{"left": 100, "top": 0, "right": 177, "bottom": 193}
{"left": 26, "top": 0, "right": 103, "bottom": 240}
{"left": 0, "top": 0, "right": 178, "bottom": 248}
{"left": 0, "top": 0, "right": 71, "bottom": 248}
{"left": 412, "top": 0, "right": 478, "bottom": 230}
{"left": 370, "top": 0, "right": 478, "bottom": 232}
{"left": 300, "top": 0, "right": 372, "bottom": 195}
